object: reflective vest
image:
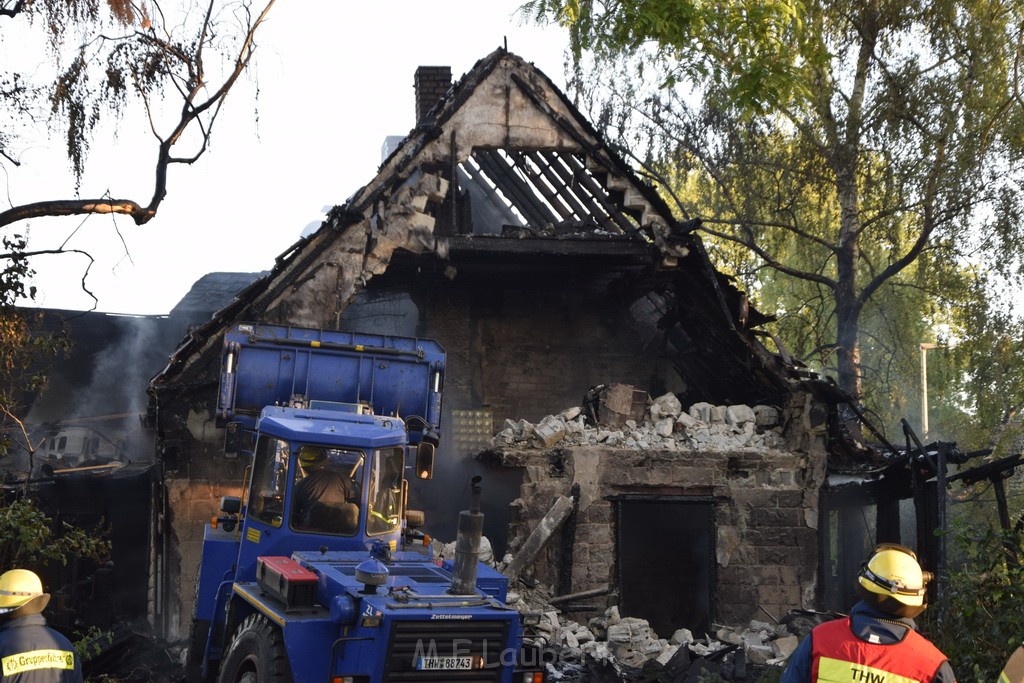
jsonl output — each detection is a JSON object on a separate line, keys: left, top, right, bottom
{"left": 811, "top": 617, "right": 948, "bottom": 683}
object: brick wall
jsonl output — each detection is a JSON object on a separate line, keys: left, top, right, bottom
{"left": 414, "top": 66, "right": 452, "bottom": 123}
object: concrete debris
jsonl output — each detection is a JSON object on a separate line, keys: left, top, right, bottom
{"left": 502, "top": 584, "right": 825, "bottom": 682}
{"left": 491, "top": 391, "right": 784, "bottom": 452}
{"left": 433, "top": 535, "right": 495, "bottom": 566}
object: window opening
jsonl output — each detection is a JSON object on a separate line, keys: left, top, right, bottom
{"left": 290, "top": 446, "right": 364, "bottom": 535}
{"left": 367, "top": 447, "right": 404, "bottom": 535}
{"left": 248, "top": 436, "right": 289, "bottom": 528}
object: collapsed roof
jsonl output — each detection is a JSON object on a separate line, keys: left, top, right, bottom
{"left": 150, "top": 48, "right": 793, "bottom": 409}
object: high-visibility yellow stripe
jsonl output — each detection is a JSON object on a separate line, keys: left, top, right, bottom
{"left": 817, "top": 656, "right": 918, "bottom": 683}
{"left": 232, "top": 584, "right": 285, "bottom": 627}
{"left": 999, "top": 645, "right": 1024, "bottom": 683}
{"left": 2, "top": 649, "right": 75, "bottom": 675}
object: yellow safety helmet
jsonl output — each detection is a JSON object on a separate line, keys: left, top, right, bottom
{"left": 856, "top": 543, "right": 930, "bottom": 618}
{"left": 0, "top": 569, "right": 50, "bottom": 616}
{"left": 298, "top": 445, "right": 326, "bottom": 468}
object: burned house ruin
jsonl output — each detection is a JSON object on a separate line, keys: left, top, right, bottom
{"left": 144, "top": 48, "right": 968, "bottom": 650}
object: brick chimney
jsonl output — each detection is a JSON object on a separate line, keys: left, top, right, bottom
{"left": 414, "top": 66, "right": 452, "bottom": 123}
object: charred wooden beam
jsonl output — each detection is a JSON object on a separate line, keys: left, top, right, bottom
{"left": 562, "top": 153, "right": 641, "bottom": 236}
{"left": 504, "top": 495, "right": 575, "bottom": 583}
{"left": 526, "top": 151, "right": 591, "bottom": 222}
{"left": 474, "top": 150, "right": 559, "bottom": 228}
{"left": 458, "top": 160, "right": 520, "bottom": 225}
{"left": 533, "top": 151, "right": 620, "bottom": 232}
{"left": 506, "top": 151, "right": 578, "bottom": 223}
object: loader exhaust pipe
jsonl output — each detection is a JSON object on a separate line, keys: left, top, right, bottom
{"left": 449, "top": 476, "right": 484, "bottom": 595}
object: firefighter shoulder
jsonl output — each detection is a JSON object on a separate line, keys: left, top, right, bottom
{"left": 781, "top": 544, "right": 955, "bottom": 683}
{"left": 0, "top": 569, "right": 81, "bottom": 682}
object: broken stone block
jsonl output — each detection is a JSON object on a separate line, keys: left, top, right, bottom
{"left": 742, "top": 631, "right": 767, "bottom": 650}
{"left": 534, "top": 417, "right": 566, "bottom": 447}
{"left": 753, "top": 404, "right": 781, "bottom": 427}
{"left": 745, "top": 644, "right": 775, "bottom": 665}
{"left": 543, "top": 610, "right": 560, "bottom": 631}
{"left": 655, "top": 417, "right": 674, "bottom": 437}
{"left": 726, "top": 404, "right": 756, "bottom": 427}
{"left": 710, "top": 405, "right": 728, "bottom": 423}
{"left": 605, "top": 605, "right": 621, "bottom": 625}
{"left": 772, "top": 635, "right": 800, "bottom": 659}
{"left": 690, "top": 641, "right": 725, "bottom": 657}
{"left": 638, "top": 637, "right": 664, "bottom": 654}
{"left": 669, "top": 628, "right": 693, "bottom": 646}
{"left": 652, "top": 392, "right": 683, "bottom": 418}
{"left": 720, "top": 630, "right": 744, "bottom": 646}
{"left": 560, "top": 406, "right": 582, "bottom": 421}
{"left": 655, "top": 643, "right": 680, "bottom": 667}
{"left": 689, "top": 402, "right": 713, "bottom": 422}
{"left": 675, "top": 412, "right": 697, "bottom": 430}
{"left": 606, "top": 623, "right": 632, "bottom": 643}
{"left": 598, "top": 384, "right": 649, "bottom": 427}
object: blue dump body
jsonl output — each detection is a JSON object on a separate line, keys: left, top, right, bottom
{"left": 191, "top": 323, "right": 540, "bottom": 682}
{"left": 217, "top": 322, "right": 445, "bottom": 434}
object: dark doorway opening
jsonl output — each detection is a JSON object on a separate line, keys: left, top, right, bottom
{"left": 613, "top": 496, "right": 715, "bottom": 638}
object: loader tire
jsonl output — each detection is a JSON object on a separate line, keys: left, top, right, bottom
{"left": 216, "top": 613, "right": 293, "bottom": 683}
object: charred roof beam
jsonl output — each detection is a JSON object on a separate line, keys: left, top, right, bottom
{"left": 533, "top": 151, "right": 622, "bottom": 233}
{"left": 474, "top": 150, "right": 559, "bottom": 228}
{"left": 525, "top": 151, "right": 594, "bottom": 224}
{"left": 506, "top": 151, "right": 579, "bottom": 223}
{"left": 458, "top": 160, "right": 523, "bottom": 227}
{"left": 561, "top": 154, "right": 642, "bottom": 237}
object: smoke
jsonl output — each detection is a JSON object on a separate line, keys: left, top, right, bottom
{"left": 12, "top": 313, "right": 182, "bottom": 471}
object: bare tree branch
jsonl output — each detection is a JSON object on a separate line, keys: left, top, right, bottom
{"left": 0, "top": 0, "right": 276, "bottom": 231}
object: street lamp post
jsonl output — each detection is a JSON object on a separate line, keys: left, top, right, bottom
{"left": 920, "top": 342, "right": 941, "bottom": 441}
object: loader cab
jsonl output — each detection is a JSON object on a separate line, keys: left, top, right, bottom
{"left": 232, "top": 405, "right": 409, "bottom": 582}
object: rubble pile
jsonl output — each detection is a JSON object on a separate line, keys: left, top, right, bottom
{"left": 491, "top": 392, "right": 785, "bottom": 452}
{"left": 490, "top": 578, "right": 825, "bottom": 681}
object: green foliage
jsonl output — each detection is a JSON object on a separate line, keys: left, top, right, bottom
{"left": 523, "top": 0, "right": 817, "bottom": 113}
{"left": 72, "top": 625, "right": 115, "bottom": 662}
{"left": 529, "top": 0, "right": 1024, "bottom": 431}
{"left": 926, "top": 523, "right": 1024, "bottom": 681}
{"left": 0, "top": 305, "right": 70, "bottom": 459}
{"left": 0, "top": 497, "right": 110, "bottom": 569}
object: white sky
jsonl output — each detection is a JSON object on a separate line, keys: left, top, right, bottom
{"left": 11, "top": 2, "right": 571, "bottom": 315}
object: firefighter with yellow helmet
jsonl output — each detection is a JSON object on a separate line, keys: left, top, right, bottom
{"left": 781, "top": 544, "right": 955, "bottom": 683}
{"left": 0, "top": 569, "right": 81, "bottom": 682}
